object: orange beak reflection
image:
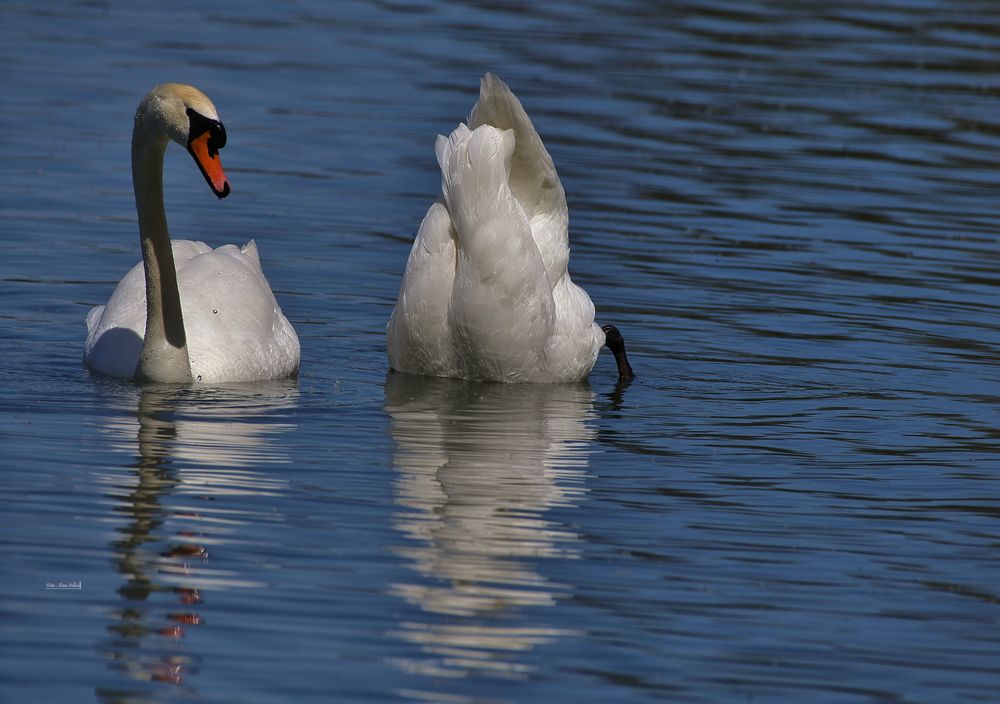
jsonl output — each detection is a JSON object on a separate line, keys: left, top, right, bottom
{"left": 188, "top": 131, "right": 230, "bottom": 198}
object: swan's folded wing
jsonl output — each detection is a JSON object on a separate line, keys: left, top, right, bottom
{"left": 386, "top": 200, "right": 457, "bottom": 377}
{"left": 176, "top": 243, "right": 299, "bottom": 382}
{"left": 83, "top": 259, "right": 147, "bottom": 378}
{"left": 85, "top": 305, "right": 105, "bottom": 334}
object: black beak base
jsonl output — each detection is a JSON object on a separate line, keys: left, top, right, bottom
{"left": 602, "top": 324, "right": 635, "bottom": 383}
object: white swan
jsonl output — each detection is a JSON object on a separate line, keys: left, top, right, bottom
{"left": 386, "top": 73, "right": 633, "bottom": 383}
{"left": 84, "top": 83, "right": 299, "bottom": 383}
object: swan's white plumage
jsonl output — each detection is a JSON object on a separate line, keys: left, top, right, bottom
{"left": 387, "top": 73, "right": 604, "bottom": 383}
{"left": 85, "top": 239, "right": 299, "bottom": 382}
{"left": 84, "top": 83, "right": 299, "bottom": 384}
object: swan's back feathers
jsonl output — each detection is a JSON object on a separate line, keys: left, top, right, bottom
{"left": 435, "top": 123, "right": 514, "bottom": 235}
{"left": 436, "top": 123, "right": 556, "bottom": 381}
{"left": 436, "top": 122, "right": 550, "bottom": 305}
{"left": 178, "top": 243, "right": 298, "bottom": 382}
{"left": 436, "top": 123, "right": 521, "bottom": 251}
{"left": 85, "top": 240, "right": 299, "bottom": 382}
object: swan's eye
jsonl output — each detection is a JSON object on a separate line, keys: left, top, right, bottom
{"left": 186, "top": 107, "right": 227, "bottom": 157}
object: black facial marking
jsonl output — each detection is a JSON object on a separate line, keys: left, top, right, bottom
{"left": 186, "top": 107, "right": 227, "bottom": 156}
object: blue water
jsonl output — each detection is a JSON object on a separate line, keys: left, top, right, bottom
{"left": 2, "top": 1, "right": 1000, "bottom": 702}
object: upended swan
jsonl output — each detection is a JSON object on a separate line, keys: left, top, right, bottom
{"left": 387, "top": 73, "right": 634, "bottom": 383}
{"left": 84, "top": 83, "right": 299, "bottom": 383}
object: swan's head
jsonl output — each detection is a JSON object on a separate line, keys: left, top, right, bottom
{"left": 136, "top": 83, "right": 230, "bottom": 198}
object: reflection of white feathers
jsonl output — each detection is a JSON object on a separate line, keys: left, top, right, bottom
{"left": 99, "top": 383, "right": 298, "bottom": 472}
{"left": 94, "top": 384, "right": 298, "bottom": 594}
{"left": 387, "top": 74, "right": 605, "bottom": 382}
{"left": 384, "top": 374, "right": 594, "bottom": 677}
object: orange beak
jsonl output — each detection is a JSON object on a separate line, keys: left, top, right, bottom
{"left": 187, "top": 131, "right": 230, "bottom": 198}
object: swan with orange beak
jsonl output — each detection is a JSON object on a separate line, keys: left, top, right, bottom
{"left": 184, "top": 101, "right": 230, "bottom": 198}
{"left": 84, "top": 83, "right": 299, "bottom": 383}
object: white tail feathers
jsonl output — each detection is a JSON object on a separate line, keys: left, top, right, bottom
{"left": 437, "top": 123, "right": 518, "bottom": 238}
{"left": 470, "top": 72, "right": 522, "bottom": 133}
{"left": 467, "top": 74, "right": 569, "bottom": 286}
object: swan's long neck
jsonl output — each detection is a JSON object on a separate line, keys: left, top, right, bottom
{"left": 132, "top": 122, "right": 192, "bottom": 383}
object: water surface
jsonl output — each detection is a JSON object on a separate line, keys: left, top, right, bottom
{"left": 1, "top": 1, "right": 999, "bottom": 702}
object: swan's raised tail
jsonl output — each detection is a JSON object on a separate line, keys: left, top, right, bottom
{"left": 469, "top": 73, "right": 564, "bottom": 217}
{"left": 469, "top": 73, "right": 569, "bottom": 286}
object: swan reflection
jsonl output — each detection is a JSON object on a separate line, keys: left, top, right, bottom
{"left": 100, "top": 382, "right": 298, "bottom": 471}
{"left": 384, "top": 373, "right": 595, "bottom": 680}
{"left": 95, "top": 382, "right": 296, "bottom": 700}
